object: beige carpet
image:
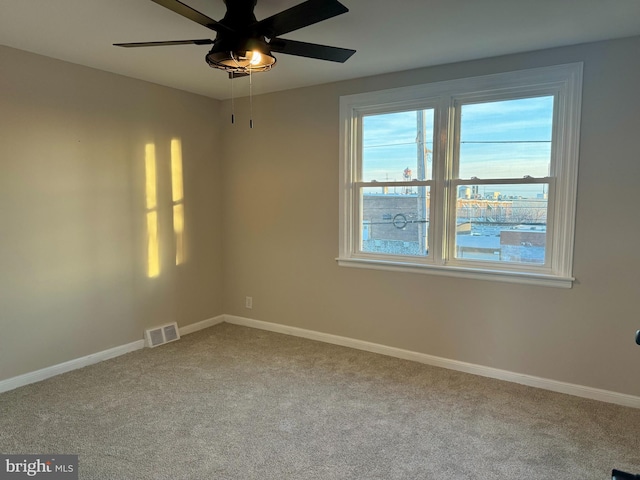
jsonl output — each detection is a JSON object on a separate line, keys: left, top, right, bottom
{"left": 1, "top": 323, "right": 639, "bottom": 479}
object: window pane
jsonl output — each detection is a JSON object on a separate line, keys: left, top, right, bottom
{"left": 454, "top": 183, "right": 548, "bottom": 264}
{"left": 362, "top": 110, "right": 434, "bottom": 182}
{"left": 360, "top": 186, "right": 429, "bottom": 257}
{"left": 459, "top": 96, "right": 553, "bottom": 179}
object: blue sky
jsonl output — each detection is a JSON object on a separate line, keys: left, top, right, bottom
{"left": 362, "top": 96, "right": 554, "bottom": 197}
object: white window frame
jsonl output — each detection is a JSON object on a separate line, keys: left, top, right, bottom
{"left": 338, "top": 63, "right": 583, "bottom": 288}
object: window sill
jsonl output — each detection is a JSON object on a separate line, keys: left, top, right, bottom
{"left": 336, "top": 257, "right": 574, "bottom": 288}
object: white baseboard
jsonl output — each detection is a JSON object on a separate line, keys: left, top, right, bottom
{"left": 224, "top": 314, "right": 640, "bottom": 409}
{"left": 0, "top": 339, "right": 145, "bottom": 394}
{"left": 179, "top": 315, "right": 225, "bottom": 336}
{"left": 0, "top": 316, "right": 225, "bottom": 394}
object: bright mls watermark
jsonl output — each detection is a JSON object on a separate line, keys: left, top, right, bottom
{"left": 0, "top": 455, "right": 77, "bottom": 479}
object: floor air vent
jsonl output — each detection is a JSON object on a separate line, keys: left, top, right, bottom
{"left": 145, "top": 322, "right": 180, "bottom": 348}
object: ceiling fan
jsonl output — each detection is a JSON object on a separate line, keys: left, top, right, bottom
{"left": 114, "top": 0, "right": 356, "bottom": 78}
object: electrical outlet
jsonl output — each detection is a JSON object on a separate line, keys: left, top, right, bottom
{"left": 245, "top": 296, "right": 253, "bottom": 309}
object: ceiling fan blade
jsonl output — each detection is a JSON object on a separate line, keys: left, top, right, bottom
{"left": 114, "top": 39, "right": 214, "bottom": 48}
{"left": 269, "top": 38, "right": 355, "bottom": 63}
{"left": 255, "top": 0, "right": 348, "bottom": 38}
{"left": 150, "top": 0, "right": 232, "bottom": 33}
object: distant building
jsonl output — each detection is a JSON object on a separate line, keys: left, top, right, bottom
{"left": 361, "top": 192, "right": 546, "bottom": 263}
{"left": 361, "top": 193, "right": 427, "bottom": 256}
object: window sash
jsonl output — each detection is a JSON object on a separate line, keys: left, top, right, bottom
{"left": 355, "top": 181, "right": 434, "bottom": 261}
{"left": 446, "top": 179, "right": 553, "bottom": 270}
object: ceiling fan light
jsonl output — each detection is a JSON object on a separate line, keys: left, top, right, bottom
{"left": 249, "top": 50, "right": 263, "bottom": 66}
{"left": 206, "top": 46, "right": 276, "bottom": 73}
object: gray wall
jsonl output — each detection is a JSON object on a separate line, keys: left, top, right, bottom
{"left": 220, "top": 36, "right": 640, "bottom": 397}
{"left": 0, "top": 46, "right": 224, "bottom": 381}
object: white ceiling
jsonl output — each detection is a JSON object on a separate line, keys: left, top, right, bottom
{"left": 2, "top": 0, "right": 640, "bottom": 100}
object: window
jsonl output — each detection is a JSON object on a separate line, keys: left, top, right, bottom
{"left": 338, "top": 64, "right": 582, "bottom": 287}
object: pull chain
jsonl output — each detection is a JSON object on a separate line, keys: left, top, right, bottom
{"left": 249, "top": 68, "right": 254, "bottom": 129}
{"left": 231, "top": 74, "right": 235, "bottom": 124}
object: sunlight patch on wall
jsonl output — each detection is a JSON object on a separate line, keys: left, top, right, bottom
{"left": 146, "top": 211, "right": 160, "bottom": 278}
{"left": 173, "top": 203, "right": 185, "bottom": 265}
{"left": 171, "top": 138, "right": 187, "bottom": 266}
{"left": 171, "top": 139, "right": 184, "bottom": 203}
{"left": 145, "top": 144, "right": 157, "bottom": 210}
{"left": 145, "top": 143, "right": 160, "bottom": 278}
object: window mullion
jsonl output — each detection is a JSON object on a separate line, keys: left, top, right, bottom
{"left": 440, "top": 96, "right": 459, "bottom": 264}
